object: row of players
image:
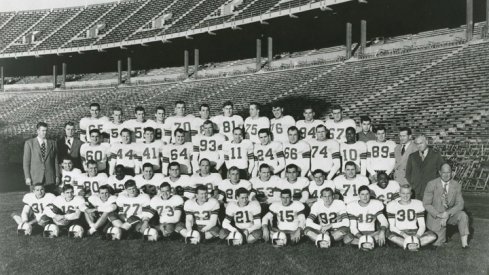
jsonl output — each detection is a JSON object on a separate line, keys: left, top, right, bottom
{"left": 14, "top": 161, "right": 436, "bottom": 250}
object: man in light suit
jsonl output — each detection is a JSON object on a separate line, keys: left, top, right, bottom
{"left": 423, "top": 163, "right": 469, "bottom": 248}
{"left": 405, "top": 135, "right": 444, "bottom": 200}
{"left": 57, "top": 121, "right": 83, "bottom": 171}
{"left": 23, "top": 122, "right": 60, "bottom": 193}
{"left": 394, "top": 127, "right": 416, "bottom": 185}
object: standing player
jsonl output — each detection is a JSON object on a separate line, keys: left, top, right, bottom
{"left": 192, "top": 104, "right": 213, "bottom": 134}
{"left": 324, "top": 105, "right": 357, "bottom": 143}
{"left": 222, "top": 127, "right": 254, "bottom": 179}
{"left": 305, "top": 187, "right": 351, "bottom": 245}
{"left": 250, "top": 164, "right": 282, "bottom": 205}
{"left": 334, "top": 161, "right": 370, "bottom": 205}
{"left": 270, "top": 103, "right": 296, "bottom": 144}
{"left": 212, "top": 101, "right": 244, "bottom": 141}
{"left": 217, "top": 167, "right": 253, "bottom": 204}
{"left": 283, "top": 126, "right": 311, "bottom": 176}
{"left": 278, "top": 164, "right": 310, "bottom": 204}
{"left": 80, "top": 129, "right": 110, "bottom": 173}
{"left": 387, "top": 185, "right": 437, "bottom": 249}
{"left": 244, "top": 102, "right": 270, "bottom": 144}
{"left": 133, "top": 163, "right": 165, "bottom": 194}
{"left": 79, "top": 103, "right": 109, "bottom": 143}
{"left": 262, "top": 189, "right": 306, "bottom": 245}
{"left": 163, "top": 162, "right": 193, "bottom": 199}
{"left": 84, "top": 185, "right": 117, "bottom": 235}
{"left": 366, "top": 125, "right": 396, "bottom": 181}
{"left": 107, "top": 165, "right": 133, "bottom": 193}
{"left": 60, "top": 157, "right": 82, "bottom": 188}
{"left": 253, "top": 129, "right": 285, "bottom": 176}
{"left": 164, "top": 101, "right": 198, "bottom": 143}
{"left": 346, "top": 186, "right": 388, "bottom": 247}
{"left": 307, "top": 170, "right": 335, "bottom": 207}
{"left": 162, "top": 128, "right": 193, "bottom": 176}
{"left": 192, "top": 120, "right": 226, "bottom": 173}
{"left": 295, "top": 106, "right": 323, "bottom": 141}
{"left": 189, "top": 159, "right": 223, "bottom": 196}
{"left": 308, "top": 125, "right": 341, "bottom": 180}
{"left": 370, "top": 172, "right": 400, "bottom": 205}
{"left": 43, "top": 184, "right": 87, "bottom": 229}
{"left": 221, "top": 188, "right": 262, "bottom": 244}
{"left": 340, "top": 127, "right": 367, "bottom": 175}
{"left": 124, "top": 106, "right": 156, "bottom": 143}
{"left": 152, "top": 106, "right": 171, "bottom": 144}
{"left": 135, "top": 127, "right": 162, "bottom": 172}
{"left": 102, "top": 107, "right": 125, "bottom": 144}
{"left": 76, "top": 160, "right": 109, "bottom": 196}
{"left": 109, "top": 128, "right": 140, "bottom": 176}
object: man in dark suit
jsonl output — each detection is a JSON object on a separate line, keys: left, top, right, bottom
{"left": 23, "top": 122, "right": 60, "bottom": 192}
{"left": 405, "top": 135, "right": 444, "bottom": 200}
{"left": 394, "top": 127, "right": 417, "bottom": 185}
{"left": 423, "top": 163, "right": 469, "bottom": 248}
{"left": 57, "top": 121, "right": 83, "bottom": 170}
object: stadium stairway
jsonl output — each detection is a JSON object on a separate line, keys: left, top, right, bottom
{"left": 0, "top": 11, "right": 49, "bottom": 53}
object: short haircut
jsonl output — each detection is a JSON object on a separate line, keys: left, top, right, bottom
{"left": 200, "top": 104, "right": 210, "bottom": 110}
{"left": 331, "top": 105, "right": 342, "bottom": 111}
{"left": 64, "top": 121, "right": 75, "bottom": 128}
{"left": 360, "top": 116, "right": 371, "bottom": 123}
{"left": 120, "top": 128, "right": 131, "bottom": 135}
{"left": 142, "top": 163, "right": 154, "bottom": 170}
{"left": 375, "top": 125, "right": 386, "bottom": 133}
{"left": 399, "top": 127, "right": 412, "bottom": 136}
{"left": 271, "top": 102, "right": 284, "bottom": 108}
{"left": 320, "top": 187, "right": 334, "bottom": 197}
{"left": 199, "top": 158, "right": 210, "bottom": 165}
{"left": 280, "top": 189, "right": 292, "bottom": 196}
{"left": 203, "top": 120, "right": 213, "bottom": 127}
{"left": 33, "top": 182, "right": 44, "bottom": 188}
{"left": 124, "top": 179, "right": 137, "bottom": 189}
{"left": 303, "top": 105, "right": 314, "bottom": 112}
{"left": 156, "top": 106, "right": 165, "bottom": 112}
{"left": 98, "top": 184, "right": 111, "bottom": 193}
{"left": 62, "top": 156, "right": 73, "bottom": 162}
{"left": 312, "top": 169, "right": 325, "bottom": 176}
{"left": 36, "top": 122, "right": 48, "bottom": 129}
{"left": 316, "top": 124, "right": 328, "bottom": 132}
{"left": 160, "top": 182, "right": 171, "bottom": 190}
{"left": 90, "top": 103, "right": 101, "bottom": 110}
{"left": 287, "top": 126, "right": 299, "bottom": 134}
{"left": 249, "top": 102, "right": 261, "bottom": 110}
{"left": 195, "top": 185, "right": 207, "bottom": 193}
{"left": 346, "top": 127, "right": 356, "bottom": 133}
{"left": 62, "top": 184, "right": 74, "bottom": 192}
{"left": 233, "top": 127, "right": 243, "bottom": 135}
{"left": 259, "top": 163, "right": 271, "bottom": 171}
{"left": 358, "top": 185, "right": 370, "bottom": 194}
{"left": 175, "top": 100, "right": 186, "bottom": 106}
{"left": 286, "top": 164, "right": 299, "bottom": 172}
{"left": 144, "top": 127, "right": 155, "bottom": 134}
{"left": 86, "top": 160, "right": 97, "bottom": 167}
{"left": 135, "top": 106, "right": 145, "bottom": 113}
{"left": 223, "top": 101, "right": 234, "bottom": 108}
{"left": 344, "top": 161, "right": 356, "bottom": 169}
{"left": 112, "top": 106, "right": 123, "bottom": 113}
{"left": 89, "top": 129, "right": 101, "bottom": 136}
{"left": 258, "top": 128, "right": 270, "bottom": 136}
{"left": 228, "top": 166, "right": 240, "bottom": 173}
{"left": 236, "top": 187, "right": 249, "bottom": 197}
{"left": 377, "top": 171, "right": 388, "bottom": 179}
{"left": 168, "top": 162, "right": 180, "bottom": 169}
{"left": 400, "top": 184, "right": 412, "bottom": 191}
{"left": 174, "top": 128, "right": 185, "bottom": 136}
{"left": 115, "top": 164, "right": 125, "bottom": 171}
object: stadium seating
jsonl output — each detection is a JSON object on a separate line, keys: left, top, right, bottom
{"left": 0, "top": 10, "right": 48, "bottom": 52}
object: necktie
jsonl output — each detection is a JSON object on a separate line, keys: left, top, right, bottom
{"left": 67, "top": 139, "right": 72, "bottom": 153}
{"left": 420, "top": 151, "right": 425, "bottom": 161}
{"left": 401, "top": 145, "right": 405, "bottom": 155}
{"left": 442, "top": 182, "right": 449, "bottom": 209}
{"left": 41, "top": 141, "right": 46, "bottom": 160}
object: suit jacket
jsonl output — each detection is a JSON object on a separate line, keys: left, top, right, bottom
{"left": 405, "top": 148, "right": 444, "bottom": 199}
{"left": 57, "top": 136, "right": 83, "bottom": 169}
{"left": 23, "top": 137, "right": 60, "bottom": 185}
{"left": 393, "top": 142, "right": 417, "bottom": 185}
{"left": 423, "top": 178, "right": 464, "bottom": 231}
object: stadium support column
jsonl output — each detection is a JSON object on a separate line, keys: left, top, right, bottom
{"left": 487, "top": 0, "right": 489, "bottom": 35}
{"left": 184, "top": 50, "right": 189, "bottom": 78}
{"left": 360, "top": 20, "right": 367, "bottom": 55}
{"left": 61, "top": 62, "right": 67, "bottom": 89}
{"left": 466, "top": 0, "right": 473, "bottom": 41}
{"left": 256, "top": 39, "right": 261, "bottom": 71}
{"left": 117, "top": 60, "right": 122, "bottom": 85}
{"left": 346, "top": 22, "right": 352, "bottom": 59}
{"left": 268, "top": 37, "right": 273, "bottom": 69}
{"left": 52, "top": 65, "right": 57, "bottom": 89}
{"left": 0, "top": 67, "right": 3, "bottom": 92}
{"left": 127, "top": 57, "right": 132, "bottom": 84}
{"left": 194, "top": 49, "right": 199, "bottom": 77}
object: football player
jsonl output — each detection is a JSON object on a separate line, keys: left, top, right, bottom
{"left": 366, "top": 125, "right": 396, "bottom": 181}
{"left": 222, "top": 127, "right": 254, "bottom": 180}
{"left": 189, "top": 158, "right": 223, "bottom": 197}
{"left": 135, "top": 127, "right": 162, "bottom": 172}
{"left": 162, "top": 128, "right": 193, "bottom": 176}
{"left": 60, "top": 157, "right": 82, "bottom": 188}
{"left": 109, "top": 128, "right": 140, "bottom": 176}
{"left": 102, "top": 107, "right": 125, "bottom": 144}
{"left": 244, "top": 102, "right": 270, "bottom": 144}
{"left": 133, "top": 163, "right": 165, "bottom": 196}
{"left": 152, "top": 106, "right": 171, "bottom": 144}
{"left": 305, "top": 187, "right": 351, "bottom": 245}
{"left": 192, "top": 104, "right": 213, "bottom": 134}
{"left": 143, "top": 182, "right": 185, "bottom": 238}
{"left": 333, "top": 161, "right": 370, "bottom": 205}
{"left": 221, "top": 188, "right": 262, "bottom": 244}
{"left": 217, "top": 166, "right": 253, "bottom": 205}
{"left": 386, "top": 185, "right": 437, "bottom": 249}
{"left": 370, "top": 171, "right": 400, "bottom": 205}
{"left": 346, "top": 185, "right": 388, "bottom": 247}
{"left": 270, "top": 103, "right": 296, "bottom": 144}
{"left": 308, "top": 125, "right": 341, "bottom": 180}
{"left": 278, "top": 164, "right": 310, "bottom": 204}
{"left": 43, "top": 184, "right": 87, "bottom": 228}
{"left": 164, "top": 101, "right": 198, "bottom": 143}
{"left": 162, "top": 162, "right": 193, "bottom": 199}
{"left": 262, "top": 189, "right": 306, "bottom": 245}
{"left": 107, "top": 164, "right": 133, "bottom": 193}
{"left": 324, "top": 105, "right": 357, "bottom": 143}
{"left": 211, "top": 101, "right": 244, "bottom": 141}
{"left": 250, "top": 164, "right": 282, "bottom": 206}
{"left": 181, "top": 185, "right": 221, "bottom": 241}
{"left": 283, "top": 126, "right": 311, "bottom": 177}
{"left": 124, "top": 106, "right": 156, "bottom": 143}
{"left": 192, "top": 120, "right": 226, "bottom": 173}
{"left": 76, "top": 160, "right": 109, "bottom": 196}
{"left": 295, "top": 106, "right": 323, "bottom": 141}
{"left": 340, "top": 127, "right": 367, "bottom": 176}
{"left": 80, "top": 129, "right": 110, "bottom": 173}
{"left": 307, "top": 169, "right": 335, "bottom": 207}
{"left": 79, "top": 103, "right": 109, "bottom": 143}
{"left": 253, "top": 129, "right": 285, "bottom": 176}
{"left": 84, "top": 184, "right": 117, "bottom": 235}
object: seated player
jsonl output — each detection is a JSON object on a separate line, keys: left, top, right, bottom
{"left": 108, "top": 164, "right": 134, "bottom": 193}
{"left": 108, "top": 180, "right": 151, "bottom": 238}
{"left": 340, "top": 127, "right": 367, "bottom": 176}
{"left": 84, "top": 184, "right": 117, "bottom": 235}
{"left": 250, "top": 164, "right": 282, "bottom": 206}
{"left": 163, "top": 162, "right": 193, "bottom": 199}
{"left": 308, "top": 125, "right": 341, "bottom": 180}
{"left": 278, "top": 164, "right": 309, "bottom": 204}
{"left": 109, "top": 128, "right": 140, "bottom": 176}
{"left": 11, "top": 183, "right": 56, "bottom": 234}
{"left": 262, "top": 189, "right": 306, "bottom": 245}
{"left": 346, "top": 186, "right": 388, "bottom": 247}
{"left": 217, "top": 166, "right": 253, "bottom": 205}
{"left": 334, "top": 161, "right": 370, "bottom": 205}
{"left": 189, "top": 158, "right": 223, "bottom": 198}
{"left": 181, "top": 185, "right": 221, "bottom": 242}
{"left": 305, "top": 187, "right": 352, "bottom": 245}
{"left": 76, "top": 160, "right": 109, "bottom": 196}
{"left": 135, "top": 127, "right": 162, "bottom": 173}
{"left": 133, "top": 163, "right": 165, "bottom": 197}
{"left": 307, "top": 170, "right": 335, "bottom": 207}
{"left": 222, "top": 127, "right": 255, "bottom": 180}
{"left": 162, "top": 129, "right": 193, "bottom": 176}
{"left": 143, "top": 182, "right": 185, "bottom": 239}
{"left": 370, "top": 171, "right": 400, "bottom": 205}
{"left": 253, "top": 129, "right": 285, "bottom": 176}
{"left": 60, "top": 157, "right": 82, "bottom": 188}
{"left": 43, "top": 184, "right": 87, "bottom": 229}
{"left": 282, "top": 126, "right": 311, "bottom": 177}
{"left": 387, "top": 185, "right": 436, "bottom": 249}
{"left": 220, "top": 188, "right": 262, "bottom": 244}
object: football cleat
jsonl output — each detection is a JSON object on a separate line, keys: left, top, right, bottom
{"left": 143, "top": 227, "right": 159, "bottom": 242}
{"left": 43, "top": 224, "right": 60, "bottom": 238}
{"left": 106, "top": 227, "right": 122, "bottom": 240}
{"left": 315, "top": 233, "right": 331, "bottom": 248}
{"left": 185, "top": 230, "right": 201, "bottom": 245}
{"left": 403, "top": 235, "right": 421, "bottom": 251}
{"left": 68, "top": 224, "right": 85, "bottom": 239}
{"left": 358, "top": 235, "right": 375, "bottom": 251}
{"left": 271, "top": 231, "right": 287, "bottom": 248}
{"left": 226, "top": 231, "right": 244, "bottom": 246}
{"left": 17, "top": 222, "right": 33, "bottom": 236}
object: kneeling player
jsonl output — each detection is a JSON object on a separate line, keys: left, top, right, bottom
{"left": 108, "top": 180, "right": 151, "bottom": 238}
{"left": 262, "top": 189, "right": 306, "bottom": 245}
{"left": 346, "top": 186, "right": 388, "bottom": 247}
{"left": 84, "top": 185, "right": 117, "bottom": 235}
{"left": 220, "top": 188, "right": 262, "bottom": 244}
{"left": 43, "top": 184, "right": 87, "bottom": 229}
{"left": 305, "top": 188, "right": 352, "bottom": 246}
{"left": 143, "top": 182, "right": 185, "bottom": 238}
{"left": 181, "top": 185, "right": 221, "bottom": 242}
{"left": 386, "top": 185, "right": 436, "bottom": 250}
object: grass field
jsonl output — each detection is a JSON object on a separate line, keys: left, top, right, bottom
{"left": 1, "top": 164, "right": 488, "bottom": 274}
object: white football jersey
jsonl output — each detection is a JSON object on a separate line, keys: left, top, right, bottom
{"left": 162, "top": 142, "right": 193, "bottom": 174}
{"left": 340, "top": 141, "right": 367, "bottom": 172}
{"left": 250, "top": 175, "right": 282, "bottom": 204}
{"left": 253, "top": 141, "right": 284, "bottom": 173}
{"left": 107, "top": 175, "right": 133, "bottom": 192}
{"left": 184, "top": 198, "right": 220, "bottom": 227}
{"left": 218, "top": 179, "right": 252, "bottom": 203}
{"left": 115, "top": 193, "right": 151, "bottom": 218}
{"left": 270, "top": 115, "right": 296, "bottom": 144}
{"left": 87, "top": 195, "right": 117, "bottom": 213}
{"left": 110, "top": 143, "right": 139, "bottom": 168}
{"left": 308, "top": 139, "right": 341, "bottom": 173}
{"left": 151, "top": 121, "right": 171, "bottom": 144}
{"left": 192, "top": 134, "right": 226, "bottom": 164}
{"left": 50, "top": 195, "right": 87, "bottom": 214}
{"left": 370, "top": 180, "right": 401, "bottom": 205}
{"left": 267, "top": 201, "right": 305, "bottom": 231}
{"left": 346, "top": 199, "right": 385, "bottom": 232}
{"left": 333, "top": 174, "right": 370, "bottom": 204}
{"left": 76, "top": 173, "right": 109, "bottom": 194}
{"left": 80, "top": 143, "right": 111, "bottom": 171}
{"left": 283, "top": 140, "right": 311, "bottom": 175}
{"left": 79, "top": 116, "right": 109, "bottom": 142}
{"left": 123, "top": 119, "right": 157, "bottom": 143}
{"left": 366, "top": 140, "right": 396, "bottom": 173}
{"left": 225, "top": 201, "right": 261, "bottom": 230}
{"left": 163, "top": 175, "right": 194, "bottom": 199}
{"left": 189, "top": 173, "right": 222, "bottom": 195}
{"left": 278, "top": 177, "right": 310, "bottom": 201}
{"left": 244, "top": 116, "right": 270, "bottom": 143}
{"left": 295, "top": 120, "right": 323, "bottom": 141}
{"left": 133, "top": 173, "right": 165, "bottom": 189}
{"left": 61, "top": 168, "right": 82, "bottom": 187}
{"left": 212, "top": 115, "right": 244, "bottom": 141}
{"left": 308, "top": 180, "right": 335, "bottom": 200}
{"left": 134, "top": 141, "right": 162, "bottom": 169}
{"left": 148, "top": 195, "right": 184, "bottom": 224}
{"left": 324, "top": 118, "right": 357, "bottom": 143}
{"left": 164, "top": 115, "right": 198, "bottom": 142}
{"left": 23, "top": 193, "right": 56, "bottom": 221}
{"left": 102, "top": 120, "right": 125, "bottom": 144}
{"left": 308, "top": 200, "right": 349, "bottom": 229}
{"left": 386, "top": 199, "right": 425, "bottom": 231}
{"left": 222, "top": 139, "right": 254, "bottom": 170}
